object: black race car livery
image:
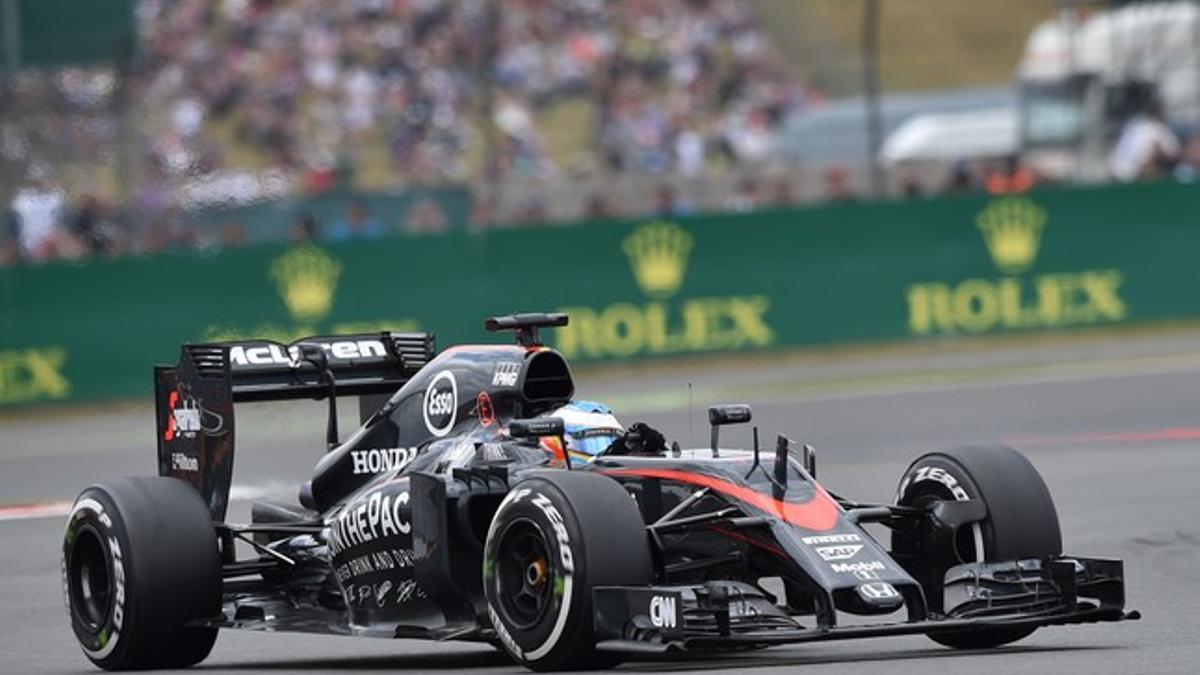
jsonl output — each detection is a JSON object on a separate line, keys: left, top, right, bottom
{"left": 62, "top": 313, "right": 1138, "bottom": 672}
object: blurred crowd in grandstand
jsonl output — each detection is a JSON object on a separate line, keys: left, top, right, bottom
{"left": 3, "top": 0, "right": 1200, "bottom": 267}
{"left": 3, "top": 0, "right": 821, "bottom": 264}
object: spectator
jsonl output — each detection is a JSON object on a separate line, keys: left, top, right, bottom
{"left": 725, "top": 109, "right": 774, "bottom": 165}
{"left": 69, "top": 195, "right": 121, "bottom": 255}
{"left": 985, "top": 155, "right": 1035, "bottom": 195}
{"left": 945, "top": 159, "right": 976, "bottom": 194}
{"left": 675, "top": 123, "right": 706, "bottom": 177}
{"left": 219, "top": 220, "right": 247, "bottom": 250}
{"left": 1110, "top": 104, "right": 1181, "bottom": 182}
{"left": 404, "top": 198, "right": 450, "bottom": 235}
{"left": 584, "top": 193, "right": 614, "bottom": 220}
{"left": 328, "top": 202, "right": 383, "bottom": 241}
{"left": 511, "top": 193, "right": 548, "bottom": 225}
{"left": 10, "top": 171, "right": 66, "bottom": 262}
{"left": 291, "top": 213, "right": 319, "bottom": 243}
{"left": 771, "top": 177, "right": 796, "bottom": 208}
{"left": 725, "top": 177, "right": 760, "bottom": 212}
{"left": 654, "top": 183, "right": 695, "bottom": 217}
{"left": 823, "top": 166, "right": 853, "bottom": 202}
{"left": 469, "top": 197, "right": 496, "bottom": 231}
{"left": 1, "top": 208, "right": 20, "bottom": 266}
{"left": 142, "top": 218, "right": 174, "bottom": 254}
{"left": 1174, "top": 132, "right": 1200, "bottom": 182}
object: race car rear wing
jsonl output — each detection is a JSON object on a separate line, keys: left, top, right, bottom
{"left": 154, "top": 332, "right": 435, "bottom": 520}
{"left": 220, "top": 332, "right": 434, "bottom": 401}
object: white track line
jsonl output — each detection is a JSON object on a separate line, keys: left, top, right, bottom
{"left": 0, "top": 501, "right": 74, "bottom": 522}
{"left": 0, "top": 481, "right": 294, "bottom": 524}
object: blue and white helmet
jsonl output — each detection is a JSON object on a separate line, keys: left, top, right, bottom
{"left": 542, "top": 401, "right": 623, "bottom": 466}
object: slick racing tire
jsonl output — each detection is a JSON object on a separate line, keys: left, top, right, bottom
{"left": 63, "top": 477, "right": 221, "bottom": 670}
{"left": 483, "top": 472, "right": 653, "bottom": 671}
{"left": 892, "top": 445, "right": 1061, "bottom": 650}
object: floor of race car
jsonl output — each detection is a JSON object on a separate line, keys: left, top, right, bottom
{"left": 3, "top": 328, "right": 1199, "bottom": 674}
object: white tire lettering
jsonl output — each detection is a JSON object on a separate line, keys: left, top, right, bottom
{"left": 68, "top": 498, "right": 124, "bottom": 659}
{"left": 907, "top": 463, "right": 985, "bottom": 562}
{"left": 486, "top": 487, "right": 577, "bottom": 663}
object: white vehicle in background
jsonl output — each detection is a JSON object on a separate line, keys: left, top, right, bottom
{"left": 879, "top": 107, "right": 1018, "bottom": 167}
{"left": 1017, "top": 1, "right": 1200, "bottom": 180}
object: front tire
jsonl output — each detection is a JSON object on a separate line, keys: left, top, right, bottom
{"left": 63, "top": 477, "right": 221, "bottom": 670}
{"left": 891, "top": 445, "right": 1061, "bottom": 649}
{"left": 483, "top": 472, "right": 653, "bottom": 671}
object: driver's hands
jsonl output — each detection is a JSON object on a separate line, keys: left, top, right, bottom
{"left": 604, "top": 422, "right": 668, "bottom": 455}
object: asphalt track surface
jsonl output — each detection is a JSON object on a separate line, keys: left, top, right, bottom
{"left": 3, "top": 329, "right": 1200, "bottom": 674}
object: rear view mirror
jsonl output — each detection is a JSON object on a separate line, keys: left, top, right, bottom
{"left": 509, "top": 417, "right": 565, "bottom": 439}
{"left": 509, "top": 417, "right": 570, "bottom": 470}
{"left": 708, "top": 404, "right": 752, "bottom": 426}
{"left": 708, "top": 404, "right": 752, "bottom": 456}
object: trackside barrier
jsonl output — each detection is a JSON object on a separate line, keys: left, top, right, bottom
{"left": 2, "top": 181, "right": 1197, "bottom": 406}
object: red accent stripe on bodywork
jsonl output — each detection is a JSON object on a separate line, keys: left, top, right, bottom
{"left": 705, "top": 524, "right": 785, "bottom": 557}
{"left": 603, "top": 467, "right": 841, "bottom": 532}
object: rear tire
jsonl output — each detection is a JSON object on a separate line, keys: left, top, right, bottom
{"left": 891, "top": 445, "right": 1061, "bottom": 649}
{"left": 63, "top": 477, "right": 221, "bottom": 670}
{"left": 483, "top": 471, "right": 653, "bottom": 671}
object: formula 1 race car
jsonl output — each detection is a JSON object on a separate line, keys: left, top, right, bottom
{"left": 62, "top": 313, "right": 1138, "bottom": 671}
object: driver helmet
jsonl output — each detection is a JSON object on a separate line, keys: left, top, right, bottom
{"left": 541, "top": 400, "right": 623, "bottom": 466}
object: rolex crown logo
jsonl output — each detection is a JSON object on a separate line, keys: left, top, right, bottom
{"left": 623, "top": 221, "right": 694, "bottom": 298}
{"left": 976, "top": 197, "right": 1047, "bottom": 274}
{"left": 269, "top": 244, "right": 342, "bottom": 322}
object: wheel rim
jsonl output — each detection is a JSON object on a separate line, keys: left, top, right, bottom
{"left": 68, "top": 526, "right": 112, "bottom": 633}
{"left": 494, "top": 519, "right": 554, "bottom": 631}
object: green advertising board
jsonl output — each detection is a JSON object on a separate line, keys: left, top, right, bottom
{"left": 1, "top": 181, "right": 1198, "bottom": 406}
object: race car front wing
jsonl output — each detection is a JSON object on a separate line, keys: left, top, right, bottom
{"left": 593, "top": 555, "right": 1138, "bottom": 653}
